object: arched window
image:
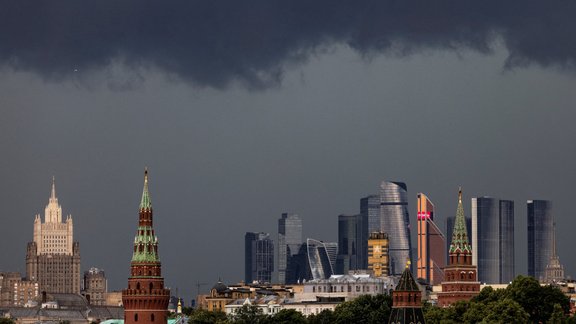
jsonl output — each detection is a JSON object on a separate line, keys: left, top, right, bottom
{"left": 136, "top": 282, "right": 140, "bottom": 290}
{"left": 149, "top": 282, "right": 153, "bottom": 291}
{"left": 134, "top": 313, "right": 138, "bottom": 322}
{"left": 151, "top": 314, "right": 155, "bottom": 322}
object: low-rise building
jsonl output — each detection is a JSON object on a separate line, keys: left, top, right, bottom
{"left": 296, "top": 274, "right": 396, "bottom": 302}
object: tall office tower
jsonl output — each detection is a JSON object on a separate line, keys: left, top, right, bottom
{"left": 471, "top": 197, "right": 515, "bottom": 284}
{"left": 359, "top": 195, "right": 378, "bottom": 269}
{"left": 278, "top": 213, "right": 303, "bottom": 284}
{"left": 336, "top": 215, "right": 357, "bottom": 274}
{"left": 83, "top": 268, "right": 107, "bottom": 305}
{"left": 438, "top": 189, "right": 480, "bottom": 307}
{"left": 367, "top": 232, "right": 389, "bottom": 277}
{"left": 306, "top": 239, "right": 338, "bottom": 280}
{"left": 25, "top": 178, "right": 81, "bottom": 294}
{"left": 379, "top": 181, "right": 412, "bottom": 275}
{"left": 416, "top": 193, "right": 446, "bottom": 285}
{"left": 543, "top": 222, "right": 565, "bottom": 284}
{"left": 527, "top": 200, "right": 553, "bottom": 280}
{"left": 122, "top": 170, "right": 170, "bottom": 324}
{"left": 244, "top": 232, "right": 274, "bottom": 284}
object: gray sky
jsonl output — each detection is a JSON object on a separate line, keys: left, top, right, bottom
{"left": 1, "top": 1, "right": 576, "bottom": 303}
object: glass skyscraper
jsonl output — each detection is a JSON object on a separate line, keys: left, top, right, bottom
{"left": 277, "top": 213, "right": 303, "bottom": 284}
{"left": 416, "top": 193, "right": 446, "bottom": 285}
{"left": 306, "top": 239, "right": 338, "bottom": 280}
{"left": 528, "top": 200, "right": 553, "bottom": 280}
{"left": 245, "top": 232, "right": 274, "bottom": 284}
{"left": 379, "top": 181, "right": 412, "bottom": 275}
{"left": 471, "top": 197, "right": 514, "bottom": 284}
{"left": 336, "top": 214, "right": 360, "bottom": 274}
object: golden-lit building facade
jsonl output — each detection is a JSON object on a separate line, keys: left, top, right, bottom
{"left": 367, "top": 232, "right": 389, "bottom": 277}
{"left": 417, "top": 193, "right": 446, "bottom": 285}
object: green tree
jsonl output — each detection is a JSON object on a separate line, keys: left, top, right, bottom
{"left": 462, "top": 301, "right": 488, "bottom": 324}
{"left": 506, "top": 275, "right": 570, "bottom": 323}
{"left": 423, "top": 305, "right": 452, "bottom": 324}
{"left": 188, "top": 308, "right": 228, "bottom": 324}
{"left": 0, "top": 319, "right": 15, "bottom": 324}
{"left": 270, "top": 309, "right": 306, "bottom": 324}
{"left": 332, "top": 294, "right": 392, "bottom": 324}
{"left": 229, "top": 305, "right": 268, "bottom": 324}
{"left": 307, "top": 309, "right": 335, "bottom": 324}
{"left": 483, "top": 298, "right": 529, "bottom": 323}
{"left": 548, "top": 303, "right": 568, "bottom": 324}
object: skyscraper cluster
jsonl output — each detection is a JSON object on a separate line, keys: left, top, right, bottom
{"left": 245, "top": 180, "right": 566, "bottom": 287}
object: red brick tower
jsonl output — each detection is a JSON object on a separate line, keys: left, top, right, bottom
{"left": 122, "top": 169, "right": 170, "bottom": 324}
{"left": 437, "top": 188, "right": 480, "bottom": 307}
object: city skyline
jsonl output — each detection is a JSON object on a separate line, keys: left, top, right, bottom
{"left": 2, "top": 2, "right": 576, "bottom": 305}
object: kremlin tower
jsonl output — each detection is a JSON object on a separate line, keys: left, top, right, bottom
{"left": 122, "top": 170, "right": 170, "bottom": 324}
{"left": 437, "top": 188, "right": 480, "bottom": 307}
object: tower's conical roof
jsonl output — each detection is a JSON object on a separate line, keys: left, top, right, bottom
{"left": 395, "top": 262, "right": 420, "bottom": 291}
{"left": 449, "top": 188, "right": 472, "bottom": 255}
{"left": 140, "top": 168, "right": 152, "bottom": 210}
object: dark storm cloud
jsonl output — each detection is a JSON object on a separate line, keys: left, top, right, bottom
{"left": 1, "top": 1, "right": 575, "bottom": 88}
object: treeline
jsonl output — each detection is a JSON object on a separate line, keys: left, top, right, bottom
{"left": 183, "top": 275, "right": 573, "bottom": 324}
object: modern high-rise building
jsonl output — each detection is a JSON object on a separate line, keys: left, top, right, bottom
{"left": 361, "top": 195, "right": 381, "bottom": 235}
{"left": 25, "top": 178, "right": 81, "bottom": 294}
{"left": 122, "top": 170, "right": 170, "bottom": 324}
{"left": 471, "top": 197, "right": 514, "bottom": 284}
{"left": 438, "top": 189, "right": 480, "bottom": 307}
{"left": 527, "top": 200, "right": 553, "bottom": 280}
{"left": 379, "top": 181, "right": 412, "bottom": 275}
{"left": 306, "top": 239, "right": 338, "bottom": 280}
{"left": 416, "top": 193, "right": 446, "bottom": 285}
{"left": 336, "top": 214, "right": 367, "bottom": 274}
{"left": 336, "top": 215, "right": 356, "bottom": 274}
{"left": 244, "top": 232, "right": 274, "bottom": 284}
{"left": 367, "top": 232, "right": 389, "bottom": 277}
{"left": 277, "top": 213, "right": 303, "bottom": 284}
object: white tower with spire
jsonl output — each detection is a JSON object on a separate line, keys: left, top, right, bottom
{"left": 543, "top": 222, "right": 565, "bottom": 284}
{"left": 33, "top": 177, "right": 74, "bottom": 255}
{"left": 26, "top": 177, "right": 80, "bottom": 294}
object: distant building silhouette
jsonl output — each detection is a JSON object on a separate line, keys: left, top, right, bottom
{"left": 82, "top": 268, "right": 107, "bottom": 305}
{"left": 277, "top": 213, "right": 303, "bottom": 284}
{"left": 527, "top": 200, "right": 553, "bottom": 280}
{"left": 416, "top": 193, "right": 446, "bottom": 285}
{"left": 543, "top": 222, "right": 565, "bottom": 284}
{"left": 336, "top": 214, "right": 365, "bottom": 274}
{"left": 26, "top": 178, "right": 80, "bottom": 294}
{"left": 379, "top": 181, "right": 412, "bottom": 275}
{"left": 471, "top": 197, "right": 514, "bottom": 284}
{"left": 244, "top": 232, "right": 274, "bottom": 284}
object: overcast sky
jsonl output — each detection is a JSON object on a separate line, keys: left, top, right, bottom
{"left": 1, "top": 1, "right": 576, "bottom": 303}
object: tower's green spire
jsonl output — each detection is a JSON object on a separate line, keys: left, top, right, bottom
{"left": 449, "top": 187, "right": 472, "bottom": 254}
{"left": 140, "top": 168, "right": 152, "bottom": 210}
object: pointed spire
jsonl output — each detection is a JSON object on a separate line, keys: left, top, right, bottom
{"left": 51, "top": 176, "right": 56, "bottom": 200}
{"left": 140, "top": 168, "right": 152, "bottom": 210}
{"left": 552, "top": 221, "right": 557, "bottom": 257}
{"left": 449, "top": 187, "right": 472, "bottom": 256}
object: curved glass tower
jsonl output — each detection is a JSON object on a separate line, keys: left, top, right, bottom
{"left": 380, "top": 181, "right": 412, "bottom": 275}
{"left": 306, "top": 239, "right": 338, "bottom": 280}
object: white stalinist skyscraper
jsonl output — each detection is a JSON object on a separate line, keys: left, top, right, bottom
{"left": 26, "top": 177, "right": 81, "bottom": 294}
